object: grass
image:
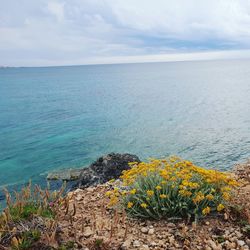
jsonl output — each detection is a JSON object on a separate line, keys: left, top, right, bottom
{"left": 0, "top": 181, "right": 66, "bottom": 249}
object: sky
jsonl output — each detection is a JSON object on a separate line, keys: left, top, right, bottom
{"left": 1, "top": 0, "right": 250, "bottom": 66}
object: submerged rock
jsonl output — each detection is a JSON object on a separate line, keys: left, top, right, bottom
{"left": 47, "top": 168, "right": 82, "bottom": 181}
{"left": 76, "top": 153, "right": 140, "bottom": 189}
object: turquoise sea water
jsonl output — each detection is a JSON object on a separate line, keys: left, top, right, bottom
{"left": 0, "top": 60, "right": 250, "bottom": 192}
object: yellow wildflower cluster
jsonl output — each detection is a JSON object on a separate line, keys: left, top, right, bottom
{"left": 193, "top": 192, "right": 205, "bottom": 203}
{"left": 202, "top": 206, "right": 211, "bottom": 215}
{"left": 122, "top": 157, "right": 238, "bottom": 190}
{"left": 146, "top": 190, "right": 154, "bottom": 197}
{"left": 107, "top": 157, "right": 238, "bottom": 219}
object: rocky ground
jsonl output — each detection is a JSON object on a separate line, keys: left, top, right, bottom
{"left": 56, "top": 161, "right": 250, "bottom": 250}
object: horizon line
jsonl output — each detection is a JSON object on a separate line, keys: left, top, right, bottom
{"left": 2, "top": 49, "right": 250, "bottom": 68}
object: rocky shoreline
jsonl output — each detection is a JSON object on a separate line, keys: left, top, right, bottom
{"left": 46, "top": 153, "right": 250, "bottom": 250}
{"left": 47, "top": 153, "right": 140, "bottom": 188}
{"left": 1, "top": 153, "right": 249, "bottom": 249}
{"left": 55, "top": 157, "right": 250, "bottom": 250}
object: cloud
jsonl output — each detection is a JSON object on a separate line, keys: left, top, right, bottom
{"left": 47, "top": 2, "right": 65, "bottom": 22}
{"left": 0, "top": 0, "right": 250, "bottom": 66}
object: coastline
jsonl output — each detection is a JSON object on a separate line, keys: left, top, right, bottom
{"left": 0, "top": 154, "right": 249, "bottom": 249}
{"left": 55, "top": 157, "right": 250, "bottom": 249}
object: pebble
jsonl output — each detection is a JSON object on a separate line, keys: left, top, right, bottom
{"left": 207, "top": 240, "right": 218, "bottom": 250}
{"left": 83, "top": 227, "right": 93, "bottom": 238}
{"left": 235, "top": 231, "right": 243, "bottom": 238}
{"left": 167, "top": 223, "right": 176, "bottom": 228}
{"left": 121, "top": 239, "right": 131, "bottom": 250}
{"left": 246, "top": 239, "right": 250, "bottom": 247}
{"left": 140, "top": 244, "right": 149, "bottom": 250}
{"left": 150, "top": 242, "right": 158, "bottom": 247}
{"left": 237, "top": 240, "right": 246, "bottom": 247}
{"left": 141, "top": 227, "right": 148, "bottom": 234}
{"left": 148, "top": 228, "right": 155, "bottom": 235}
{"left": 133, "top": 240, "right": 141, "bottom": 248}
{"left": 169, "top": 236, "right": 175, "bottom": 244}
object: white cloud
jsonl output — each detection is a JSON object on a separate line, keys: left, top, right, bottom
{"left": 1, "top": 0, "right": 250, "bottom": 66}
{"left": 47, "top": 2, "right": 65, "bottom": 22}
{"left": 109, "top": 0, "right": 250, "bottom": 42}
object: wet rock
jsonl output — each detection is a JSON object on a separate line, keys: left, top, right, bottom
{"left": 47, "top": 168, "right": 82, "bottom": 181}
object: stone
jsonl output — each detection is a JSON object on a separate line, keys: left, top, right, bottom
{"left": 150, "top": 242, "right": 158, "bottom": 247}
{"left": 237, "top": 240, "right": 245, "bottom": 247}
{"left": 169, "top": 236, "right": 175, "bottom": 245}
{"left": 47, "top": 168, "right": 82, "bottom": 181}
{"left": 235, "top": 231, "right": 243, "bottom": 238}
{"left": 141, "top": 227, "right": 148, "bottom": 234}
{"left": 140, "top": 245, "right": 149, "bottom": 250}
{"left": 207, "top": 240, "right": 219, "bottom": 250}
{"left": 133, "top": 240, "right": 141, "bottom": 248}
{"left": 167, "top": 223, "right": 176, "bottom": 228}
{"left": 246, "top": 239, "right": 250, "bottom": 247}
{"left": 121, "top": 239, "right": 131, "bottom": 250}
{"left": 76, "top": 153, "right": 140, "bottom": 189}
{"left": 83, "top": 227, "right": 93, "bottom": 238}
{"left": 148, "top": 228, "right": 155, "bottom": 235}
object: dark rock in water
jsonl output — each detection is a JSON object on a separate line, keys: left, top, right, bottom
{"left": 76, "top": 153, "right": 140, "bottom": 189}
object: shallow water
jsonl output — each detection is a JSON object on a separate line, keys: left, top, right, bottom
{"left": 0, "top": 59, "right": 250, "bottom": 190}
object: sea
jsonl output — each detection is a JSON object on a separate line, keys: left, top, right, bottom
{"left": 0, "top": 59, "right": 250, "bottom": 197}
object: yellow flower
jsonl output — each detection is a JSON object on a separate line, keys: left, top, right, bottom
{"left": 222, "top": 192, "right": 230, "bottom": 201}
{"left": 202, "top": 206, "right": 211, "bottom": 215}
{"left": 160, "top": 194, "right": 168, "bottom": 199}
{"left": 161, "top": 181, "right": 167, "bottom": 185}
{"left": 122, "top": 191, "right": 127, "bottom": 196}
{"left": 155, "top": 185, "right": 162, "bottom": 190}
{"left": 179, "top": 190, "right": 192, "bottom": 197}
{"left": 130, "top": 189, "right": 137, "bottom": 195}
{"left": 105, "top": 191, "right": 112, "bottom": 197}
{"left": 108, "top": 196, "right": 119, "bottom": 207}
{"left": 206, "top": 194, "right": 214, "bottom": 200}
{"left": 147, "top": 190, "right": 154, "bottom": 197}
{"left": 221, "top": 186, "right": 232, "bottom": 192}
{"left": 128, "top": 162, "right": 138, "bottom": 166}
{"left": 140, "top": 203, "right": 148, "bottom": 208}
{"left": 127, "top": 202, "right": 133, "bottom": 208}
{"left": 217, "top": 204, "right": 225, "bottom": 212}
{"left": 193, "top": 192, "right": 205, "bottom": 203}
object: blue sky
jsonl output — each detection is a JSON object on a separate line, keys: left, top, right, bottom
{"left": 1, "top": 0, "right": 250, "bottom": 66}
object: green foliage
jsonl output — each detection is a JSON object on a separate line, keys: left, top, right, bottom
{"left": 9, "top": 203, "right": 54, "bottom": 221}
{"left": 58, "top": 241, "right": 75, "bottom": 250}
{"left": 11, "top": 230, "right": 41, "bottom": 250}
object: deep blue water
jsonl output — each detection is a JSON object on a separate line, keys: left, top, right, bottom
{"left": 0, "top": 60, "right": 250, "bottom": 191}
